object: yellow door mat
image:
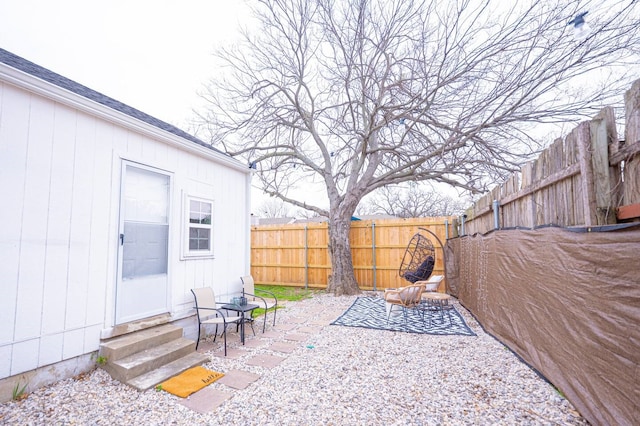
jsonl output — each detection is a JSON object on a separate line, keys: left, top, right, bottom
{"left": 159, "top": 366, "right": 224, "bottom": 398}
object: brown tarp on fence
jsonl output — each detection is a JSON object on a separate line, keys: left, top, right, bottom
{"left": 445, "top": 226, "right": 640, "bottom": 426}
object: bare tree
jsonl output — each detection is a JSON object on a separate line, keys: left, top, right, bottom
{"left": 255, "top": 198, "right": 293, "bottom": 218}
{"left": 199, "top": 0, "right": 640, "bottom": 295}
{"left": 294, "top": 208, "right": 323, "bottom": 220}
{"left": 357, "top": 184, "right": 468, "bottom": 218}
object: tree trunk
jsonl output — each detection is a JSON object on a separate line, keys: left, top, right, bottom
{"left": 326, "top": 213, "right": 361, "bottom": 296}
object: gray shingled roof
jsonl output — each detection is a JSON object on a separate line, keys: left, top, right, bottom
{"left": 0, "top": 48, "right": 224, "bottom": 154}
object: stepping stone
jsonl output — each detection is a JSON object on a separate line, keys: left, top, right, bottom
{"left": 217, "top": 369, "right": 261, "bottom": 390}
{"left": 284, "top": 333, "right": 308, "bottom": 342}
{"left": 297, "top": 326, "right": 321, "bottom": 334}
{"left": 268, "top": 341, "right": 298, "bottom": 354}
{"left": 274, "top": 324, "right": 297, "bottom": 331}
{"left": 195, "top": 341, "right": 217, "bottom": 352}
{"left": 211, "top": 347, "right": 247, "bottom": 359}
{"left": 242, "top": 338, "right": 266, "bottom": 348}
{"left": 260, "top": 330, "right": 284, "bottom": 339}
{"left": 287, "top": 317, "right": 308, "bottom": 324}
{"left": 245, "top": 354, "right": 286, "bottom": 369}
{"left": 178, "top": 387, "right": 233, "bottom": 413}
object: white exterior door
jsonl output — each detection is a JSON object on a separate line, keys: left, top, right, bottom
{"left": 116, "top": 163, "right": 170, "bottom": 324}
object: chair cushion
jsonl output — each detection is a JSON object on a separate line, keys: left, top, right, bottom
{"left": 384, "top": 292, "right": 402, "bottom": 303}
{"left": 405, "top": 256, "right": 434, "bottom": 282}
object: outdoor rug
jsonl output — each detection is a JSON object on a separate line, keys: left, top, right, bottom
{"left": 331, "top": 296, "right": 476, "bottom": 336}
{"left": 159, "top": 366, "right": 224, "bottom": 398}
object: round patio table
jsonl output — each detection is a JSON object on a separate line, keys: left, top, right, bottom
{"left": 421, "top": 292, "right": 452, "bottom": 325}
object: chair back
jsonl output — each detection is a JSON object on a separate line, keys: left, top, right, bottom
{"left": 399, "top": 284, "right": 425, "bottom": 307}
{"left": 399, "top": 232, "right": 435, "bottom": 283}
{"left": 240, "top": 275, "right": 257, "bottom": 301}
{"left": 424, "top": 275, "right": 444, "bottom": 292}
{"left": 191, "top": 287, "right": 217, "bottom": 320}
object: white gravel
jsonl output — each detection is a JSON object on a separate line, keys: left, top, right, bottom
{"left": 0, "top": 292, "right": 588, "bottom": 425}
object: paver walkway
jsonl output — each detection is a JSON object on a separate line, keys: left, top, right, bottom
{"left": 180, "top": 298, "right": 346, "bottom": 413}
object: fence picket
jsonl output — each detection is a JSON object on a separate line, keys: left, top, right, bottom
{"left": 464, "top": 79, "right": 640, "bottom": 234}
{"left": 251, "top": 217, "right": 452, "bottom": 290}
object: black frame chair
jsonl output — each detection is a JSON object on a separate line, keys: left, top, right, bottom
{"left": 240, "top": 275, "right": 278, "bottom": 333}
{"left": 191, "top": 287, "right": 242, "bottom": 356}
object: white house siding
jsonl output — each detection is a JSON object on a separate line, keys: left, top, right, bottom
{"left": 0, "top": 75, "right": 250, "bottom": 381}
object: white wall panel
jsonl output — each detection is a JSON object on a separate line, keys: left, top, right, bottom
{"left": 111, "top": 124, "right": 128, "bottom": 153}
{"left": 85, "top": 122, "right": 114, "bottom": 327}
{"left": 126, "top": 131, "right": 143, "bottom": 157}
{"left": 38, "top": 333, "right": 63, "bottom": 367}
{"left": 41, "top": 104, "right": 76, "bottom": 335}
{"left": 14, "top": 95, "right": 55, "bottom": 340}
{"left": 83, "top": 324, "right": 102, "bottom": 353}
{"left": 62, "top": 329, "right": 84, "bottom": 360}
{"left": 212, "top": 166, "right": 248, "bottom": 298}
{"left": 11, "top": 339, "right": 39, "bottom": 375}
{"left": 0, "top": 345, "right": 10, "bottom": 378}
{"left": 65, "top": 113, "right": 96, "bottom": 330}
{"left": 0, "top": 84, "right": 29, "bottom": 344}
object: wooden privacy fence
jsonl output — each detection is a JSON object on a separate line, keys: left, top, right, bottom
{"left": 250, "top": 217, "right": 454, "bottom": 291}
{"left": 464, "top": 79, "right": 640, "bottom": 235}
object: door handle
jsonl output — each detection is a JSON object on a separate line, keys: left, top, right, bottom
{"left": 120, "top": 233, "right": 124, "bottom": 245}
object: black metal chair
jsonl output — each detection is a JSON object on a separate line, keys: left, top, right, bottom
{"left": 191, "top": 287, "right": 242, "bottom": 356}
{"left": 240, "top": 275, "right": 278, "bottom": 333}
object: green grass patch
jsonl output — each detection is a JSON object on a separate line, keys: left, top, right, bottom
{"left": 250, "top": 284, "right": 318, "bottom": 318}
{"left": 256, "top": 284, "right": 316, "bottom": 302}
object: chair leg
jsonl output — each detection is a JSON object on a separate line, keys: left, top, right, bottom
{"left": 222, "top": 326, "right": 227, "bottom": 356}
{"left": 272, "top": 305, "right": 277, "bottom": 326}
{"left": 417, "top": 306, "right": 427, "bottom": 329}
{"left": 262, "top": 304, "right": 267, "bottom": 333}
{"left": 426, "top": 302, "right": 435, "bottom": 327}
{"left": 387, "top": 304, "right": 399, "bottom": 324}
{"left": 402, "top": 307, "right": 409, "bottom": 328}
{"left": 444, "top": 301, "right": 453, "bottom": 325}
{"left": 196, "top": 323, "right": 201, "bottom": 350}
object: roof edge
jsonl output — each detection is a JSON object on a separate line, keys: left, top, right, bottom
{"left": 0, "top": 48, "right": 248, "bottom": 173}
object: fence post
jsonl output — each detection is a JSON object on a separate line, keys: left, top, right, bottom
{"left": 460, "top": 214, "right": 467, "bottom": 236}
{"left": 492, "top": 200, "right": 500, "bottom": 230}
{"left": 371, "top": 221, "right": 377, "bottom": 291}
{"left": 576, "top": 121, "right": 598, "bottom": 226}
{"left": 304, "top": 225, "right": 309, "bottom": 289}
{"left": 623, "top": 80, "right": 640, "bottom": 211}
{"left": 450, "top": 217, "right": 459, "bottom": 238}
{"left": 590, "top": 108, "right": 618, "bottom": 224}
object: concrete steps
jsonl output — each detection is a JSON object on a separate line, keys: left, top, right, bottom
{"left": 99, "top": 324, "right": 208, "bottom": 390}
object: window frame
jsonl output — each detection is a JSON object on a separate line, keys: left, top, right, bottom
{"left": 182, "top": 193, "right": 214, "bottom": 259}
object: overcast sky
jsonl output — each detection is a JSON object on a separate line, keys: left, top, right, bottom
{"left": 0, "top": 0, "right": 250, "bottom": 129}
{"left": 0, "top": 0, "right": 293, "bottom": 210}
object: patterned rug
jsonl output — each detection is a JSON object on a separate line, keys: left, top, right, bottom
{"left": 331, "top": 296, "right": 476, "bottom": 336}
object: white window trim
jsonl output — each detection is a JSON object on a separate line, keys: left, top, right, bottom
{"left": 182, "top": 193, "right": 215, "bottom": 259}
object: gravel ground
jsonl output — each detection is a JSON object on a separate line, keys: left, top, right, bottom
{"left": 0, "top": 292, "right": 588, "bottom": 425}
